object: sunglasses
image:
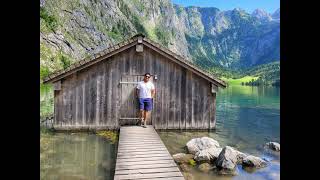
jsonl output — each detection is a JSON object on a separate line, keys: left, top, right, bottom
{"left": 145, "top": 76, "right": 151, "bottom": 78}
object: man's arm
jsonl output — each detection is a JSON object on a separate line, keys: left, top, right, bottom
{"left": 151, "top": 89, "right": 155, "bottom": 98}
{"left": 136, "top": 88, "right": 139, "bottom": 98}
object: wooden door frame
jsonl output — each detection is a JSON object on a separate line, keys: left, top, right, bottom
{"left": 119, "top": 74, "right": 155, "bottom": 125}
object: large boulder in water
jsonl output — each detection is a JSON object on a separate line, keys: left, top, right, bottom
{"left": 216, "top": 146, "right": 238, "bottom": 170}
{"left": 216, "top": 146, "right": 248, "bottom": 172}
{"left": 186, "top": 137, "right": 220, "bottom": 155}
{"left": 194, "top": 147, "right": 223, "bottom": 162}
{"left": 265, "top": 142, "right": 280, "bottom": 151}
{"left": 242, "top": 155, "right": 268, "bottom": 168}
{"left": 172, "top": 153, "right": 194, "bottom": 164}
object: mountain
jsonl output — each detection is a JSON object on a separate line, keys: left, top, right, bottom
{"left": 40, "top": 0, "right": 280, "bottom": 80}
{"left": 251, "top": 9, "right": 272, "bottom": 22}
{"left": 272, "top": 8, "right": 280, "bottom": 20}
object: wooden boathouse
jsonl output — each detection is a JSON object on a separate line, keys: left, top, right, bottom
{"left": 43, "top": 34, "right": 226, "bottom": 130}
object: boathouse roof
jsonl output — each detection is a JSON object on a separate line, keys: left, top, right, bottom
{"left": 42, "top": 34, "right": 226, "bottom": 87}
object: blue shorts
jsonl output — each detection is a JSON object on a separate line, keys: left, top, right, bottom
{"left": 138, "top": 98, "right": 153, "bottom": 111}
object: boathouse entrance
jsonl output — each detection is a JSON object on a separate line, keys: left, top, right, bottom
{"left": 119, "top": 74, "right": 154, "bottom": 126}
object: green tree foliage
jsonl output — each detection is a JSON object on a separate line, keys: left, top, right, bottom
{"left": 40, "top": 7, "right": 58, "bottom": 31}
{"left": 242, "top": 61, "right": 280, "bottom": 86}
{"left": 60, "top": 54, "right": 71, "bottom": 69}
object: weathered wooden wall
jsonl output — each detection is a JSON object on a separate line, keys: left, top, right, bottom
{"left": 53, "top": 45, "right": 218, "bottom": 130}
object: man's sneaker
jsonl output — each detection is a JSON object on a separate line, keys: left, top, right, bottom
{"left": 140, "top": 118, "right": 144, "bottom": 126}
{"left": 143, "top": 120, "right": 147, "bottom": 128}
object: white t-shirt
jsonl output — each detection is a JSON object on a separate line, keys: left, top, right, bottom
{"left": 137, "top": 81, "right": 155, "bottom": 98}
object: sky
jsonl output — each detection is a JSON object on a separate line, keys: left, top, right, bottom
{"left": 172, "top": 0, "right": 280, "bottom": 14}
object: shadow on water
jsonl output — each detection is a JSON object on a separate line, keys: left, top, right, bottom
{"left": 40, "top": 132, "right": 117, "bottom": 180}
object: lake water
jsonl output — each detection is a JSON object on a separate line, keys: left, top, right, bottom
{"left": 158, "top": 85, "right": 280, "bottom": 180}
{"left": 40, "top": 85, "right": 279, "bottom": 180}
{"left": 40, "top": 132, "right": 117, "bottom": 180}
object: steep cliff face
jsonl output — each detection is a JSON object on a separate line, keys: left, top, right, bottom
{"left": 40, "top": 0, "right": 280, "bottom": 79}
{"left": 174, "top": 6, "right": 280, "bottom": 69}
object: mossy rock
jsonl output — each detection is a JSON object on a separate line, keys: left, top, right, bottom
{"left": 96, "top": 130, "right": 118, "bottom": 143}
{"left": 179, "top": 163, "right": 192, "bottom": 172}
{"left": 198, "top": 163, "right": 213, "bottom": 173}
{"left": 172, "top": 153, "right": 194, "bottom": 164}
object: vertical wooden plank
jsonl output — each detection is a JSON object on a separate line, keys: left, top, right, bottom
{"left": 160, "top": 54, "right": 165, "bottom": 129}
{"left": 131, "top": 48, "right": 137, "bottom": 74}
{"left": 115, "top": 58, "right": 121, "bottom": 128}
{"left": 100, "top": 62, "right": 106, "bottom": 126}
{"left": 90, "top": 66, "right": 97, "bottom": 126}
{"left": 142, "top": 47, "right": 147, "bottom": 74}
{"left": 173, "top": 64, "right": 180, "bottom": 129}
{"left": 137, "top": 47, "right": 143, "bottom": 74}
{"left": 193, "top": 79, "right": 198, "bottom": 129}
{"left": 211, "top": 93, "right": 217, "bottom": 129}
{"left": 208, "top": 91, "right": 214, "bottom": 129}
{"left": 119, "top": 55, "right": 125, "bottom": 121}
{"left": 71, "top": 75, "right": 76, "bottom": 127}
{"left": 95, "top": 69, "right": 100, "bottom": 127}
{"left": 103, "top": 61, "right": 108, "bottom": 126}
{"left": 151, "top": 49, "right": 157, "bottom": 125}
{"left": 161, "top": 57, "right": 168, "bottom": 129}
{"left": 186, "top": 71, "right": 192, "bottom": 129}
{"left": 110, "top": 57, "right": 119, "bottom": 128}
{"left": 168, "top": 62, "right": 175, "bottom": 129}
{"left": 82, "top": 74, "right": 86, "bottom": 125}
{"left": 62, "top": 80, "right": 67, "bottom": 126}
{"left": 77, "top": 78, "right": 83, "bottom": 126}
{"left": 201, "top": 82, "right": 209, "bottom": 129}
{"left": 180, "top": 68, "right": 187, "bottom": 130}
{"left": 106, "top": 61, "right": 112, "bottom": 126}
{"left": 54, "top": 90, "right": 60, "bottom": 126}
{"left": 191, "top": 73, "right": 196, "bottom": 129}
{"left": 110, "top": 58, "right": 116, "bottom": 127}
{"left": 125, "top": 50, "right": 130, "bottom": 74}
{"left": 166, "top": 59, "right": 171, "bottom": 129}
{"left": 75, "top": 73, "right": 79, "bottom": 126}
{"left": 155, "top": 53, "right": 162, "bottom": 129}
{"left": 85, "top": 69, "right": 91, "bottom": 125}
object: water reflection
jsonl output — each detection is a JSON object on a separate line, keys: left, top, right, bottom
{"left": 40, "top": 133, "right": 117, "bottom": 180}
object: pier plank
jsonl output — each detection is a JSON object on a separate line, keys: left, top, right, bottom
{"left": 114, "top": 125, "right": 184, "bottom": 180}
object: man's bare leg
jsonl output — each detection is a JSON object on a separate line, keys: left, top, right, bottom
{"left": 139, "top": 109, "right": 144, "bottom": 126}
{"left": 143, "top": 111, "right": 150, "bottom": 127}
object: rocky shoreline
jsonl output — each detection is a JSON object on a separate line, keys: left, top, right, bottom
{"left": 172, "top": 137, "right": 280, "bottom": 179}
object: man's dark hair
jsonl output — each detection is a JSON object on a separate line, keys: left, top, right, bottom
{"left": 144, "top": 73, "right": 151, "bottom": 77}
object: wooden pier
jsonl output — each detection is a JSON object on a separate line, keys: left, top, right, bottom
{"left": 114, "top": 126, "right": 185, "bottom": 180}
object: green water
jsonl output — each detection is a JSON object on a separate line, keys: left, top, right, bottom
{"left": 40, "top": 132, "right": 117, "bottom": 180}
{"left": 158, "top": 85, "right": 280, "bottom": 180}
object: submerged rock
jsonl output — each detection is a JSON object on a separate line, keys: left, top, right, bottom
{"left": 198, "top": 163, "right": 213, "bottom": 173}
{"left": 172, "top": 153, "right": 194, "bottom": 164}
{"left": 182, "top": 172, "right": 194, "bottom": 180}
{"left": 266, "top": 142, "right": 280, "bottom": 151}
{"left": 179, "top": 163, "right": 192, "bottom": 172}
{"left": 242, "top": 155, "right": 268, "bottom": 168}
{"left": 186, "top": 137, "right": 220, "bottom": 155}
{"left": 194, "top": 147, "right": 223, "bottom": 162}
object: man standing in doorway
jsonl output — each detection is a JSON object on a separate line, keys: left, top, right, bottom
{"left": 136, "top": 73, "right": 155, "bottom": 128}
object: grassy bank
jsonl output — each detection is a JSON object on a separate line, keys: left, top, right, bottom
{"left": 40, "top": 84, "right": 54, "bottom": 118}
{"left": 221, "top": 76, "right": 259, "bottom": 86}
